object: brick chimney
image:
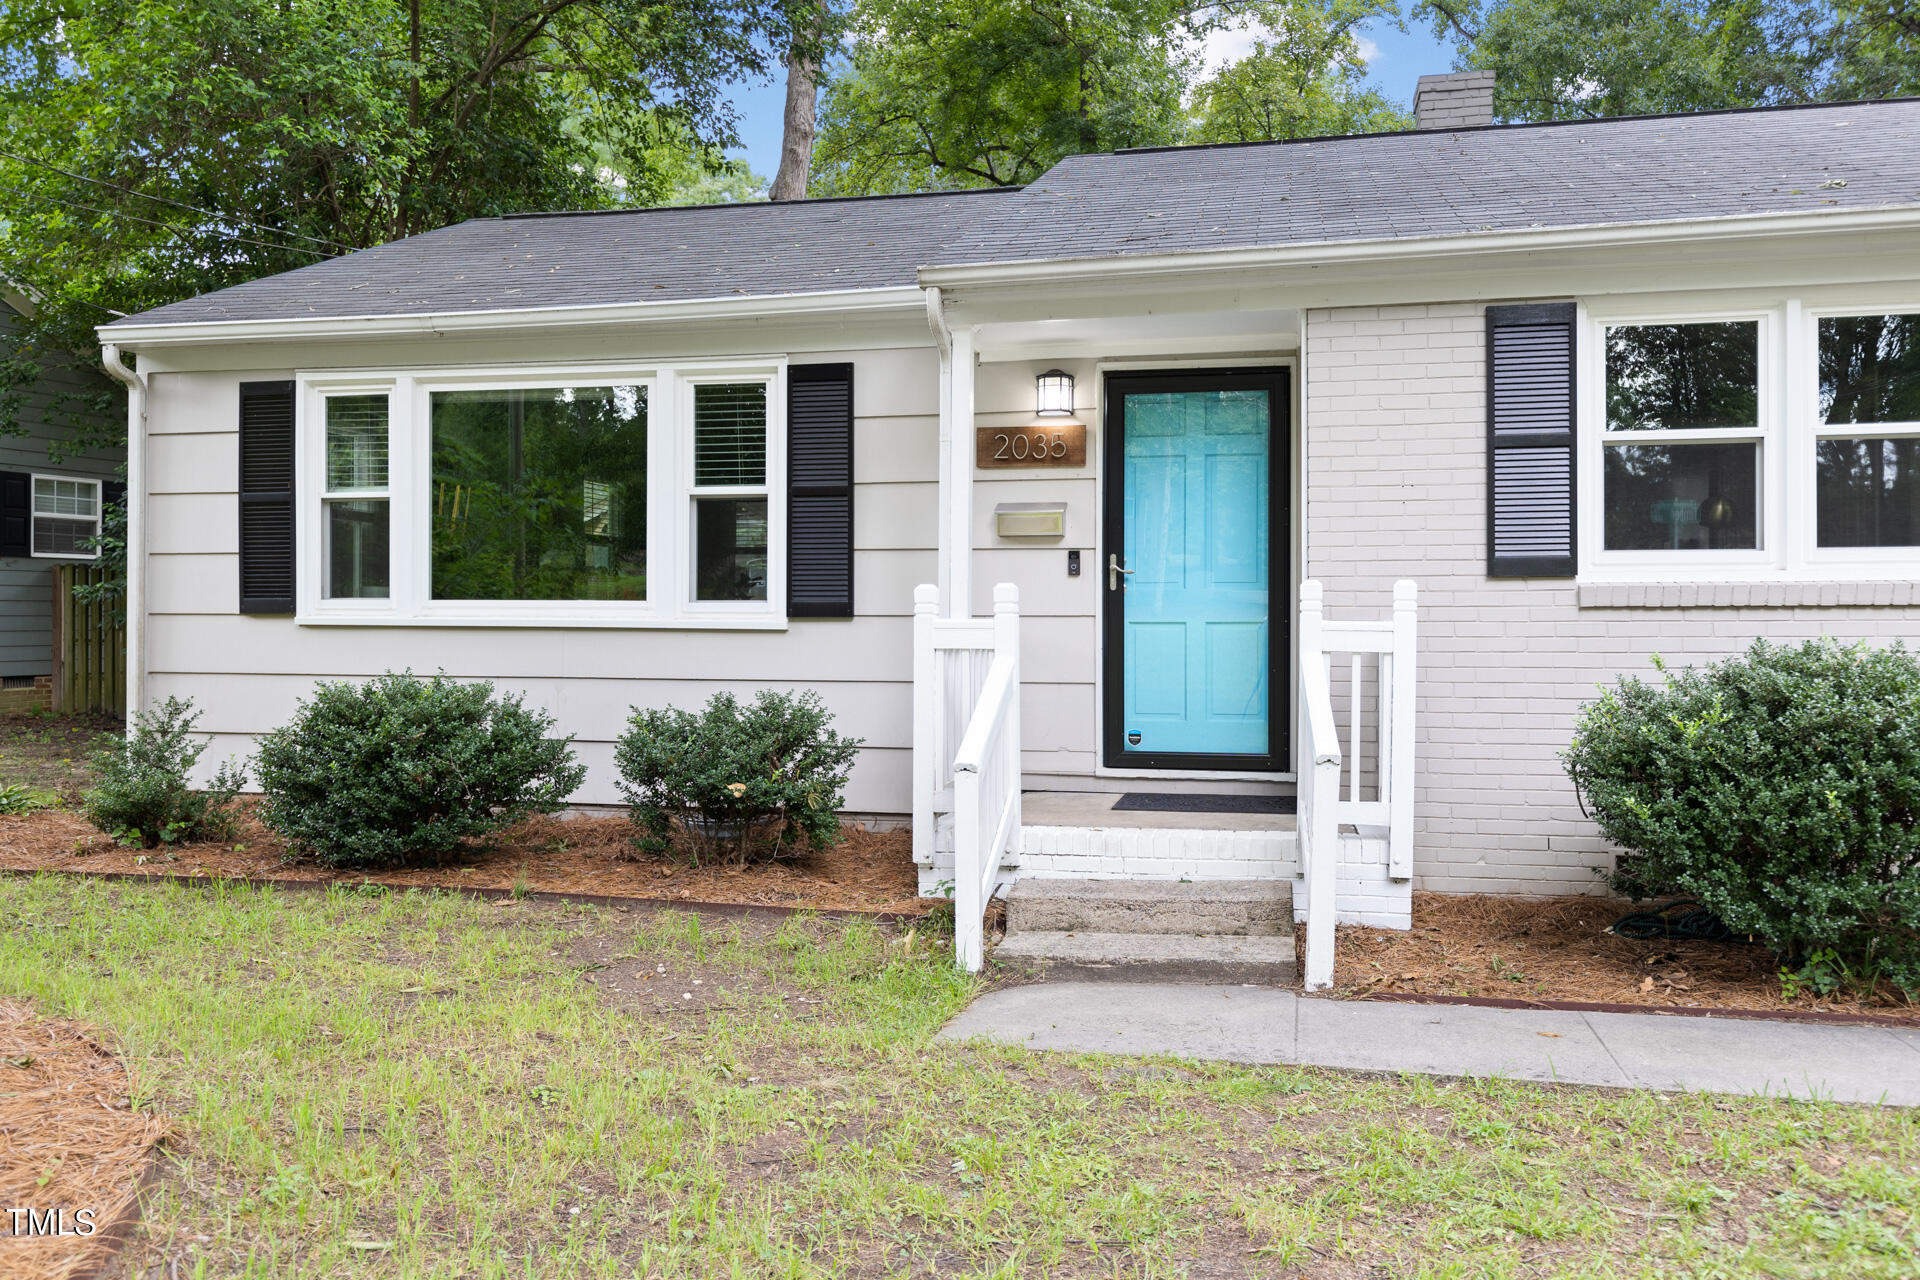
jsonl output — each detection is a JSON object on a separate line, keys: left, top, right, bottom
{"left": 1414, "top": 71, "right": 1496, "bottom": 130}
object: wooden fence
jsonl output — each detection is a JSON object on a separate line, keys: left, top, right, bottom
{"left": 50, "top": 563, "right": 125, "bottom": 715}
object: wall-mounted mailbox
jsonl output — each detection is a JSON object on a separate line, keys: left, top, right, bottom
{"left": 994, "top": 502, "right": 1067, "bottom": 539}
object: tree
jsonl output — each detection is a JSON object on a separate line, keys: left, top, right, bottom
{"left": 0, "top": 0, "right": 793, "bottom": 432}
{"left": 770, "top": 1, "right": 838, "bottom": 199}
{"left": 1193, "top": 0, "right": 1408, "bottom": 142}
{"left": 813, "top": 0, "right": 1206, "bottom": 193}
{"left": 1413, "top": 0, "right": 1914, "bottom": 121}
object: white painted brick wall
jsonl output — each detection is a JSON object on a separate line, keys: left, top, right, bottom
{"left": 1304, "top": 302, "right": 1920, "bottom": 897}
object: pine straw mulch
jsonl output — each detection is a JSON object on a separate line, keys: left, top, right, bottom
{"left": 0, "top": 806, "right": 932, "bottom": 917}
{"left": 1331, "top": 891, "right": 1920, "bottom": 1022}
{"left": 0, "top": 999, "right": 168, "bottom": 1280}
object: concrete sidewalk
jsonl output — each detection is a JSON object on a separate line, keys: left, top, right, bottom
{"left": 938, "top": 983, "right": 1920, "bottom": 1105}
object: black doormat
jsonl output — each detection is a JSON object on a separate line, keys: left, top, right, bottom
{"left": 1112, "top": 792, "right": 1296, "bottom": 815}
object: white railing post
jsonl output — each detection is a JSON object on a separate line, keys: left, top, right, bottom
{"left": 1388, "top": 580, "right": 1418, "bottom": 881}
{"left": 1297, "top": 580, "right": 1339, "bottom": 991}
{"left": 994, "top": 582, "right": 1021, "bottom": 870}
{"left": 912, "top": 584, "right": 940, "bottom": 872}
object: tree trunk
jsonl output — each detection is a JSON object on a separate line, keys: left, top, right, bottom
{"left": 769, "top": 12, "right": 822, "bottom": 201}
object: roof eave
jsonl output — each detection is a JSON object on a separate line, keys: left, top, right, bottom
{"left": 97, "top": 283, "right": 929, "bottom": 349}
{"left": 916, "top": 206, "right": 1920, "bottom": 290}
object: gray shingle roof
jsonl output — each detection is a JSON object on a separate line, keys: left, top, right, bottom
{"left": 112, "top": 97, "right": 1920, "bottom": 329}
{"left": 938, "top": 98, "right": 1920, "bottom": 266}
{"left": 112, "top": 188, "right": 1016, "bottom": 327}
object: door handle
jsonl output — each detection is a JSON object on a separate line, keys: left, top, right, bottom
{"left": 1108, "top": 554, "right": 1134, "bottom": 591}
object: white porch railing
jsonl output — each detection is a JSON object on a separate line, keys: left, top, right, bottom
{"left": 1297, "top": 579, "right": 1418, "bottom": 990}
{"left": 912, "top": 582, "right": 1022, "bottom": 972}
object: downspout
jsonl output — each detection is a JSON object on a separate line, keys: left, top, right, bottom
{"left": 924, "top": 287, "right": 955, "bottom": 611}
{"left": 97, "top": 342, "right": 146, "bottom": 725}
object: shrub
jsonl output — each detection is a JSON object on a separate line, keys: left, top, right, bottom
{"left": 1564, "top": 639, "right": 1920, "bottom": 996}
{"left": 253, "top": 671, "right": 585, "bottom": 868}
{"left": 83, "top": 697, "right": 245, "bottom": 847}
{"left": 614, "top": 690, "right": 863, "bottom": 865}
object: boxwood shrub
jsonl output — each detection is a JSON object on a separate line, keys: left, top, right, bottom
{"left": 1564, "top": 638, "right": 1920, "bottom": 996}
{"left": 83, "top": 696, "right": 245, "bottom": 847}
{"left": 614, "top": 689, "right": 862, "bottom": 865}
{"left": 254, "top": 671, "right": 585, "bottom": 868}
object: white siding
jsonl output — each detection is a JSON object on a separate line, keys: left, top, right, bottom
{"left": 1304, "top": 302, "right": 1920, "bottom": 895}
{"left": 141, "top": 345, "right": 938, "bottom": 810}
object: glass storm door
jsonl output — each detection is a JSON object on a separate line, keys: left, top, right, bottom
{"left": 1102, "top": 370, "right": 1288, "bottom": 770}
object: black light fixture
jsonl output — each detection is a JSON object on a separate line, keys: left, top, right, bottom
{"left": 1035, "top": 369, "right": 1074, "bottom": 417}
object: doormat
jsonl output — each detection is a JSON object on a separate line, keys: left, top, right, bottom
{"left": 1111, "top": 793, "right": 1296, "bottom": 815}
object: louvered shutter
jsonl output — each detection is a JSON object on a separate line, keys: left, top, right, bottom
{"left": 1486, "top": 302, "right": 1577, "bottom": 577}
{"left": 238, "top": 380, "right": 296, "bottom": 613}
{"left": 0, "top": 470, "right": 27, "bottom": 557}
{"left": 787, "top": 363, "right": 854, "bottom": 618}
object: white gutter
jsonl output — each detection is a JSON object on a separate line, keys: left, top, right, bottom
{"left": 917, "top": 206, "right": 1920, "bottom": 291}
{"left": 924, "top": 286, "right": 958, "bottom": 611}
{"left": 96, "top": 342, "right": 146, "bottom": 726}
{"left": 97, "top": 284, "right": 929, "bottom": 349}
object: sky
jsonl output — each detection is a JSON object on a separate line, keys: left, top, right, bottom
{"left": 720, "top": 15, "right": 1457, "bottom": 181}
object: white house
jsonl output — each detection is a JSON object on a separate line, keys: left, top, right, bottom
{"left": 97, "top": 79, "right": 1920, "bottom": 978}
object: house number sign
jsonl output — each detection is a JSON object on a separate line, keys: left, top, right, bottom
{"left": 976, "top": 423, "right": 1087, "bottom": 469}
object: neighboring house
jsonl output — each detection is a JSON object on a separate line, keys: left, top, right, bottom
{"left": 1, "top": 289, "right": 123, "bottom": 713}
{"left": 97, "top": 80, "right": 1920, "bottom": 935}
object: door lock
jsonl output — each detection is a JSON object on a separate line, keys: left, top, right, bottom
{"left": 1108, "top": 554, "right": 1134, "bottom": 591}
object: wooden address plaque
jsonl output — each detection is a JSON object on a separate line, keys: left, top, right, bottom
{"left": 976, "top": 422, "right": 1087, "bottom": 469}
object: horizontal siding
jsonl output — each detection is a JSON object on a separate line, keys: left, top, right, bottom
{"left": 0, "top": 558, "right": 53, "bottom": 677}
{"left": 0, "top": 309, "right": 123, "bottom": 479}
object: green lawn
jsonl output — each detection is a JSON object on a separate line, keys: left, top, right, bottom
{"left": 2, "top": 876, "right": 1915, "bottom": 1279}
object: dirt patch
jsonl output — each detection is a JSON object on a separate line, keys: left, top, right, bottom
{"left": 0, "top": 998, "right": 167, "bottom": 1280}
{"left": 0, "top": 715, "right": 122, "bottom": 806}
{"left": 1331, "top": 891, "right": 1919, "bottom": 1020}
{"left": 0, "top": 806, "right": 933, "bottom": 916}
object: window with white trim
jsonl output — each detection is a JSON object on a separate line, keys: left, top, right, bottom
{"left": 1814, "top": 312, "right": 1920, "bottom": 548}
{"left": 295, "top": 361, "right": 785, "bottom": 626}
{"left": 30, "top": 475, "right": 101, "bottom": 559}
{"left": 323, "top": 393, "right": 391, "bottom": 598}
{"left": 689, "top": 381, "right": 770, "bottom": 603}
{"left": 1600, "top": 319, "right": 1763, "bottom": 553}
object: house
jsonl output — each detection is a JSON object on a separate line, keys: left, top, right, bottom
{"left": 97, "top": 78, "right": 1920, "bottom": 979}
{"left": 2, "top": 288, "right": 124, "bottom": 713}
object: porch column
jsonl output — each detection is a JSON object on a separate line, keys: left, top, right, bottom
{"left": 944, "top": 325, "right": 975, "bottom": 619}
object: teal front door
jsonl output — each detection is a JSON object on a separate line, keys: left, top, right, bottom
{"left": 1102, "top": 370, "right": 1288, "bottom": 770}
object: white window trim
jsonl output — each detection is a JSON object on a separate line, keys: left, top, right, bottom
{"left": 295, "top": 359, "right": 788, "bottom": 629}
{"left": 1578, "top": 296, "right": 1920, "bottom": 584}
{"left": 28, "top": 473, "right": 103, "bottom": 561}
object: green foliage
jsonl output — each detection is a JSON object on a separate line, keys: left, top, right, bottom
{"left": 814, "top": 0, "right": 1408, "bottom": 195}
{"left": 0, "top": 0, "right": 795, "bottom": 383}
{"left": 0, "top": 781, "right": 58, "bottom": 814}
{"left": 815, "top": 0, "right": 1198, "bottom": 192}
{"left": 614, "top": 689, "right": 862, "bottom": 864}
{"left": 1414, "top": 0, "right": 1918, "bottom": 121}
{"left": 1564, "top": 639, "right": 1920, "bottom": 996}
{"left": 82, "top": 697, "right": 245, "bottom": 847}
{"left": 1192, "top": 2, "right": 1410, "bottom": 143}
{"left": 253, "top": 671, "right": 585, "bottom": 868}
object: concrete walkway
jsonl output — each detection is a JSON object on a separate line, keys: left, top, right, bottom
{"left": 939, "top": 983, "right": 1920, "bottom": 1105}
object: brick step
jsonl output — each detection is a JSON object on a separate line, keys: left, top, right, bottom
{"left": 1006, "top": 877, "right": 1294, "bottom": 937}
{"left": 992, "top": 931, "right": 1297, "bottom": 983}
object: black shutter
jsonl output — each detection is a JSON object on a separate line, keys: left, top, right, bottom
{"left": 788, "top": 363, "right": 855, "bottom": 617}
{"left": 1486, "top": 302, "right": 1577, "bottom": 577}
{"left": 0, "top": 470, "right": 28, "bottom": 557}
{"left": 238, "top": 380, "right": 296, "bottom": 613}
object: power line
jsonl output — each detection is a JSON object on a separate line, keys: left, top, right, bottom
{"left": 0, "top": 147, "right": 360, "bottom": 253}
{"left": 30, "top": 190, "right": 337, "bottom": 259}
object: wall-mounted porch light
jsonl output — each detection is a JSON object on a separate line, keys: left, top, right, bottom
{"left": 1035, "top": 369, "right": 1075, "bottom": 417}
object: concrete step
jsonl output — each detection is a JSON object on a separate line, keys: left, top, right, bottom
{"left": 991, "top": 931, "right": 1298, "bottom": 984}
{"left": 1006, "top": 877, "right": 1293, "bottom": 937}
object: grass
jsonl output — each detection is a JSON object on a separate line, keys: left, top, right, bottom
{"left": 0, "top": 711, "right": 121, "bottom": 804}
{"left": 0, "top": 877, "right": 1916, "bottom": 1278}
